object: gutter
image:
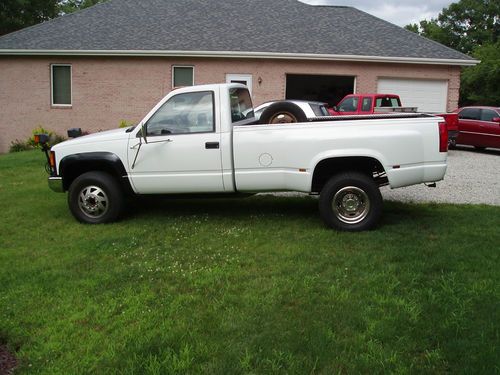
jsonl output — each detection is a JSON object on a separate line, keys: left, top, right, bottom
{"left": 0, "top": 49, "right": 479, "bottom": 66}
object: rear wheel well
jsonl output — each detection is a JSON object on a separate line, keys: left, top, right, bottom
{"left": 311, "top": 157, "right": 387, "bottom": 193}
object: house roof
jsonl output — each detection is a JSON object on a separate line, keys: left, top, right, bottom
{"left": 0, "top": 0, "right": 477, "bottom": 66}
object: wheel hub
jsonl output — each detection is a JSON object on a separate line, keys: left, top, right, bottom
{"left": 332, "top": 186, "right": 370, "bottom": 224}
{"left": 78, "top": 186, "right": 109, "bottom": 219}
{"left": 342, "top": 193, "right": 361, "bottom": 212}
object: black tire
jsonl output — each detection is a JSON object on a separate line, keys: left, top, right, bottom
{"left": 319, "top": 172, "right": 383, "bottom": 231}
{"left": 448, "top": 138, "right": 456, "bottom": 149}
{"left": 68, "top": 171, "right": 124, "bottom": 224}
{"left": 258, "top": 101, "right": 307, "bottom": 124}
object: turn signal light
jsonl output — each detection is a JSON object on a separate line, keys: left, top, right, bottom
{"left": 49, "top": 151, "right": 56, "bottom": 173}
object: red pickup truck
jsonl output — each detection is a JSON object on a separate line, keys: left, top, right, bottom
{"left": 329, "top": 93, "right": 458, "bottom": 145}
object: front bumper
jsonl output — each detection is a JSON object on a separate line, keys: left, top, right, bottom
{"left": 48, "top": 177, "right": 64, "bottom": 193}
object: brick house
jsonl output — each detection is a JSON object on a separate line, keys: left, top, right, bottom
{"left": 0, "top": 0, "right": 477, "bottom": 153}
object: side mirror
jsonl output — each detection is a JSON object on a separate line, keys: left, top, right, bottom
{"left": 34, "top": 133, "right": 50, "bottom": 146}
{"left": 67, "top": 128, "right": 82, "bottom": 138}
{"left": 492, "top": 117, "right": 500, "bottom": 123}
{"left": 140, "top": 122, "right": 148, "bottom": 144}
{"left": 332, "top": 106, "right": 338, "bottom": 112}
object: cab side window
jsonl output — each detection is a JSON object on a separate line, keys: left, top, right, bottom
{"left": 230, "top": 87, "right": 254, "bottom": 123}
{"left": 459, "top": 108, "right": 480, "bottom": 120}
{"left": 146, "top": 91, "right": 214, "bottom": 136}
{"left": 361, "top": 98, "right": 372, "bottom": 111}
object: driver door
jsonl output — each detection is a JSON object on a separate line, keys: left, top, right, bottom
{"left": 127, "top": 90, "right": 224, "bottom": 194}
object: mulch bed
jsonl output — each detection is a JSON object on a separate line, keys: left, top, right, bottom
{"left": 0, "top": 345, "right": 17, "bottom": 375}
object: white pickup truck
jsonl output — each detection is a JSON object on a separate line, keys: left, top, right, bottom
{"left": 41, "top": 83, "right": 448, "bottom": 231}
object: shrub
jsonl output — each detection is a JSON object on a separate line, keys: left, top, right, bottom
{"left": 27, "top": 126, "right": 66, "bottom": 148}
{"left": 9, "top": 139, "right": 33, "bottom": 153}
{"left": 119, "top": 119, "right": 135, "bottom": 128}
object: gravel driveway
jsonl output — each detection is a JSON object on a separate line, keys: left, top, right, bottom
{"left": 381, "top": 146, "right": 500, "bottom": 206}
{"left": 265, "top": 146, "right": 499, "bottom": 206}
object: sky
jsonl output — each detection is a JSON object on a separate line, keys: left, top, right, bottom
{"left": 298, "top": 0, "right": 453, "bottom": 27}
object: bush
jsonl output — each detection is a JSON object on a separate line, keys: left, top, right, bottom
{"left": 9, "top": 139, "right": 33, "bottom": 153}
{"left": 9, "top": 126, "right": 66, "bottom": 153}
{"left": 27, "top": 126, "right": 66, "bottom": 148}
{"left": 119, "top": 119, "right": 135, "bottom": 128}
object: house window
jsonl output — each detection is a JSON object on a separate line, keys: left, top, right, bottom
{"left": 172, "top": 66, "right": 194, "bottom": 87}
{"left": 51, "top": 64, "right": 72, "bottom": 106}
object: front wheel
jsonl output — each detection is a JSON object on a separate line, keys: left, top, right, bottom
{"left": 319, "top": 172, "right": 383, "bottom": 231}
{"left": 68, "top": 171, "right": 124, "bottom": 224}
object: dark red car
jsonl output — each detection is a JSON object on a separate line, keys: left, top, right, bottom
{"left": 454, "top": 106, "right": 500, "bottom": 150}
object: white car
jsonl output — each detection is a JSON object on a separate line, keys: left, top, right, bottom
{"left": 253, "top": 100, "right": 330, "bottom": 123}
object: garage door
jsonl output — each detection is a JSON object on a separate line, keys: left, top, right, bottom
{"left": 377, "top": 78, "right": 448, "bottom": 113}
{"left": 286, "top": 74, "right": 355, "bottom": 107}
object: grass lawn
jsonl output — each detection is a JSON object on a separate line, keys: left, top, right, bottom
{"left": 0, "top": 150, "right": 499, "bottom": 374}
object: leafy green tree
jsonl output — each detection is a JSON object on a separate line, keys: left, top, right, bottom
{"left": 460, "top": 41, "right": 500, "bottom": 105}
{"left": 0, "top": 0, "right": 105, "bottom": 36}
{"left": 405, "top": 0, "right": 499, "bottom": 105}
{"left": 405, "top": 0, "right": 499, "bottom": 54}
{"left": 0, "top": 0, "right": 59, "bottom": 36}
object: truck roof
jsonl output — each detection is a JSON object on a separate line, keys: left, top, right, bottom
{"left": 170, "top": 82, "right": 247, "bottom": 95}
{"left": 344, "top": 93, "right": 400, "bottom": 98}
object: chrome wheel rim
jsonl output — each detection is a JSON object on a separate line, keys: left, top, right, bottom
{"left": 78, "top": 185, "right": 109, "bottom": 219}
{"left": 269, "top": 111, "right": 297, "bottom": 124}
{"left": 332, "top": 186, "right": 370, "bottom": 224}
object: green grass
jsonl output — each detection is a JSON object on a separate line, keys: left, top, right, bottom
{"left": 1, "top": 150, "right": 499, "bottom": 374}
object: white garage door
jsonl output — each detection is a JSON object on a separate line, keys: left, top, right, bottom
{"left": 377, "top": 78, "right": 448, "bottom": 113}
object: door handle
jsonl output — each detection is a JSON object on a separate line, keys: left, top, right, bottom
{"left": 205, "top": 142, "right": 219, "bottom": 149}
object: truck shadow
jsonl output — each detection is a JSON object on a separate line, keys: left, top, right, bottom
{"left": 125, "top": 194, "right": 321, "bottom": 222}
{"left": 123, "top": 194, "right": 431, "bottom": 231}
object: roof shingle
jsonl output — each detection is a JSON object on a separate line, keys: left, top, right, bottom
{"left": 0, "top": 0, "right": 473, "bottom": 61}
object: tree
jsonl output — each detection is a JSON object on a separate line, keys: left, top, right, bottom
{"left": 0, "top": 0, "right": 59, "bottom": 36}
{"left": 405, "top": 0, "right": 499, "bottom": 54}
{"left": 0, "top": 0, "right": 105, "bottom": 36}
{"left": 405, "top": 0, "right": 500, "bottom": 105}
{"left": 460, "top": 40, "right": 500, "bottom": 105}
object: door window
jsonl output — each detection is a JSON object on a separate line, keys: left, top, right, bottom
{"left": 481, "top": 109, "right": 497, "bottom": 122}
{"left": 338, "top": 97, "right": 358, "bottom": 112}
{"left": 146, "top": 91, "right": 214, "bottom": 136}
{"left": 459, "top": 108, "right": 480, "bottom": 120}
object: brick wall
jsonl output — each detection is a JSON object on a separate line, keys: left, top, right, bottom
{"left": 0, "top": 56, "right": 461, "bottom": 153}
